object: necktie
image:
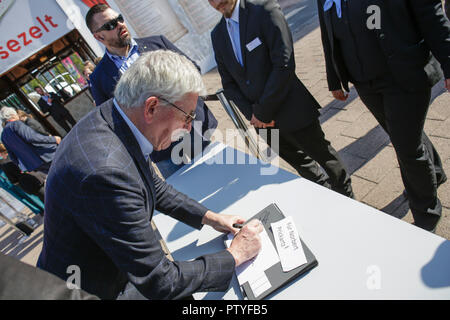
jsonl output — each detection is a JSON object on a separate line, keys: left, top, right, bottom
{"left": 323, "top": 0, "right": 346, "bottom": 18}
{"left": 228, "top": 19, "right": 243, "bottom": 66}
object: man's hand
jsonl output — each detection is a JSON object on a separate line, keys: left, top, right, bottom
{"left": 202, "top": 211, "right": 246, "bottom": 235}
{"left": 445, "top": 79, "right": 450, "bottom": 92}
{"left": 250, "top": 114, "right": 276, "bottom": 129}
{"left": 54, "top": 136, "right": 61, "bottom": 145}
{"left": 331, "top": 89, "right": 349, "bottom": 101}
{"left": 227, "top": 219, "right": 263, "bottom": 266}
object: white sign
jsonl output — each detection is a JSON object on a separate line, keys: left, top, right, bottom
{"left": 271, "top": 216, "right": 307, "bottom": 272}
{"left": 0, "top": 0, "right": 73, "bottom": 76}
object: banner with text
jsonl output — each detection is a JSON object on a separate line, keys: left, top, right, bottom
{"left": 0, "top": 0, "right": 73, "bottom": 76}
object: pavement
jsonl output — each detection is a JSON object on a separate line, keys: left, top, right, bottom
{"left": 1, "top": 0, "right": 449, "bottom": 269}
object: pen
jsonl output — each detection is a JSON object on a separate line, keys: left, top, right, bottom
{"left": 232, "top": 223, "right": 244, "bottom": 229}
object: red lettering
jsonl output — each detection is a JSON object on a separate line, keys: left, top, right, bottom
{"left": 36, "top": 16, "right": 49, "bottom": 32}
{"left": 1, "top": 14, "right": 61, "bottom": 61}
{"left": 29, "top": 26, "right": 43, "bottom": 39}
{"left": 44, "top": 15, "right": 58, "bottom": 28}
{"left": 0, "top": 47, "right": 9, "bottom": 59}
{"left": 7, "top": 39, "right": 20, "bottom": 52}
{"left": 18, "top": 32, "right": 32, "bottom": 46}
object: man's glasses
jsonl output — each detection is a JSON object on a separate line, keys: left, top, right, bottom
{"left": 95, "top": 14, "right": 124, "bottom": 33}
{"left": 159, "top": 97, "right": 196, "bottom": 125}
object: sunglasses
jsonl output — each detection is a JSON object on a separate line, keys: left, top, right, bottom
{"left": 95, "top": 14, "right": 124, "bottom": 33}
{"left": 159, "top": 97, "right": 196, "bottom": 125}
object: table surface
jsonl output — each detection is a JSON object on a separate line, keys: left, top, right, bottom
{"left": 152, "top": 143, "right": 450, "bottom": 300}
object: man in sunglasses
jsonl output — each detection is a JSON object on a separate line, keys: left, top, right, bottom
{"left": 85, "top": 4, "right": 218, "bottom": 178}
{"left": 38, "top": 50, "right": 263, "bottom": 300}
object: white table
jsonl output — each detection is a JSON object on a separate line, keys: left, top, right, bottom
{"left": 153, "top": 143, "right": 450, "bottom": 299}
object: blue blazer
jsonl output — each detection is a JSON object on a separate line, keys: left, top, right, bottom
{"left": 1, "top": 121, "right": 57, "bottom": 172}
{"left": 90, "top": 35, "right": 218, "bottom": 162}
{"left": 37, "top": 99, "right": 235, "bottom": 299}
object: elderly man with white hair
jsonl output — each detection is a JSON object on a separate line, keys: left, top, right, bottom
{"left": 0, "top": 106, "right": 60, "bottom": 174}
{"left": 37, "top": 50, "right": 263, "bottom": 300}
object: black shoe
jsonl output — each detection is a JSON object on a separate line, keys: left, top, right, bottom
{"left": 413, "top": 213, "right": 442, "bottom": 233}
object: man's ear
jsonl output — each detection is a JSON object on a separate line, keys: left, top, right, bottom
{"left": 93, "top": 33, "right": 104, "bottom": 41}
{"left": 143, "top": 96, "right": 158, "bottom": 123}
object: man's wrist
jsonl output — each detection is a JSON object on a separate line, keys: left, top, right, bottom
{"left": 201, "top": 210, "right": 217, "bottom": 227}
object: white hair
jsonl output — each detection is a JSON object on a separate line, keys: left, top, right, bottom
{"left": 0, "top": 106, "right": 18, "bottom": 121}
{"left": 114, "top": 50, "right": 206, "bottom": 109}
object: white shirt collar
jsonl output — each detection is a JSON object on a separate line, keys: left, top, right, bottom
{"left": 113, "top": 98, "right": 153, "bottom": 161}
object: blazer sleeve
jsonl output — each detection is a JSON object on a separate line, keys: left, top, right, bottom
{"left": 410, "top": 0, "right": 450, "bottom": 79}
{"left": 211, "top": 31, "right": 254, "bottom": 120}
{"left": 251, "top": 1, "right": 300, "bottom": 123}
{"left": 15, "top": 121, "right": 57, "bottom": 145}
{"left": 89, "top": 70, "right": 107, "bottom": 106}
{"left": 76, "top": 166, "right": 235, "bottom": 299}
{"left": 317, "top": 0, "right": 343, "bottom": 91}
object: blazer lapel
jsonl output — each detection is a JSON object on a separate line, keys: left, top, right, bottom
{"left": 220, "top": 18, "right": 245, "bottom": 76}
{"left": 238, "top": 0, "right": 248, "bottom": 69}
{"left": 100, "top": 54, "right": 120, "bottom": 85}
{"left": 99, "top": 101, "right": 156, "bottom": 212}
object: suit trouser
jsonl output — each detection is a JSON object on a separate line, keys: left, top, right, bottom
{"left": 53, "top": 110, "right": 76, "bottom": 133}
{"left": 354, "top": 75, "right": 445, "bottom": 218}
{"left": 258, "top": 119, "right": 353, "bottom": 197}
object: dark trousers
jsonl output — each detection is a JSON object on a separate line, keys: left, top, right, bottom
{"left": 53, "top": 110, "right": 76, "bottom": 133}
{"left": 354, "top": 75, "right": 445, "bottom": 218}
{"left": 259, "top": 119, "right": 353, "bottom": 197}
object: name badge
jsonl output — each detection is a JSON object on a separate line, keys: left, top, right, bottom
{"left": 246, "top": 37, "right": 262, "bottom": 52}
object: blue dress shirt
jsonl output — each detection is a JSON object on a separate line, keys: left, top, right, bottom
{"left": 226, "top": 0, "right": 243, "bottom": 66}
{"left": 324, "top": 0, "right": 347, "bottom": 18}
{"left": 106, "top": 39, "right": 140, "bottom": 74}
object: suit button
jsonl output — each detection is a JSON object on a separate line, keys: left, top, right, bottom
{"left": 379, "top": 33, "right": 385, "bottom": 39}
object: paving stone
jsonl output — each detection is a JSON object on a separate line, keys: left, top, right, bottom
{"left": 361, "top": 167, "right": 405, "bottom": 210}
{"left": 321, "top": 118, "right": 352, "bottom": 141}
{"left": 435, "top": 207, "right": 450, "bottom": 239}
{"left": 354, "top": 146, "right": 399, "bottom": 183}
{"left": 350, "top": 175, "right": 378, "bottom": 202}
{"left": 337, "top": 151, "right": 368, "bottom": 175}
{"left": 424, "top": 118, "right": 444, "bottom": 136}
{"left": 429, "top": 135, "right": 450, "bottom": 163}
{"left": 427, "top": 91, "right": 450, "bottom": 121}
{"left": 339, "top": 125, "right": 390, "bottom": 160}
{"left": 336, "top": 101, "right": 367, "bottom": 123}
{"left": 430, "top": 117, "right": 450, "bottom": 139}
{"left": 437, "top": 159, "right": 450, "bottom": 208}
{"left": 341, "top": 111, "right": 379, "bottom": 139}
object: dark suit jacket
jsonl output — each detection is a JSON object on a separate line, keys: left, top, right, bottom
{"left": 37, "top": 99, "right": 235, "bottom": 300}
{"left": 317, "top": 0, "right": 450, "bottom": 92}
{"left": 446, "top": 0, "right": 450, "bottom": 20}
{"left": 0, "top": 253, "right": 98, "bottom": 300}
{"left": 1, "top": 120, "right": 57, "bottom": 172}
{"left": 90, "top": 35, "right": 218, "bottom": 162}
{"left": 211, "top": 0, "right": 320, "bottom": 132}
{"left": 38, "top": 93, "right": 70, "bottom": 119}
